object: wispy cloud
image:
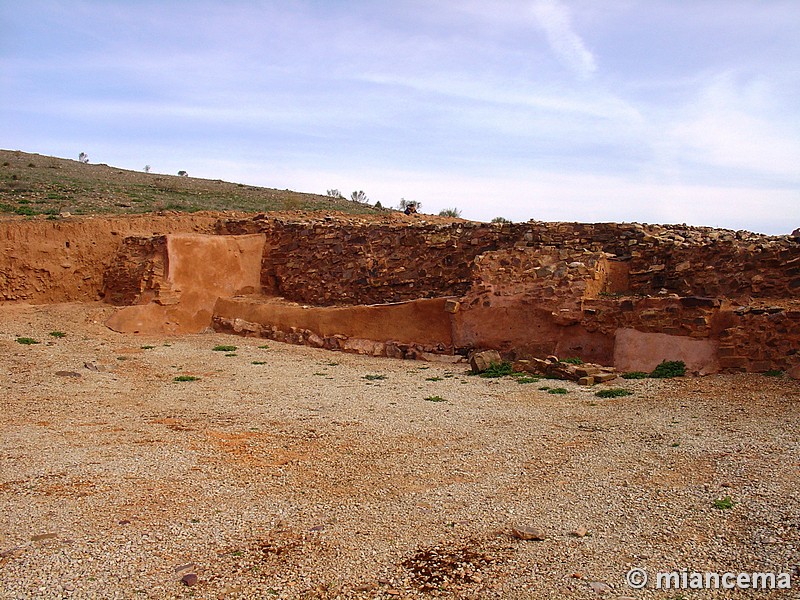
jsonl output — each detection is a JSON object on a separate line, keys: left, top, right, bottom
{"left": 531, "top": 0, "right": 597, "bottom": 78}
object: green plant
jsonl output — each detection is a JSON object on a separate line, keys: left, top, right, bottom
{"left": 363, "top": 374, "right": 387, "bottom": 381}
{"left": 173, "top": 375, "right": 199, "bottom": 382}
{"left": 48, "top": 331, "right": 66, "bottom": 338}
{"left": 491, "top": 216, "right": 511, "bottom": 224}
{"left": 15, "top": 337, "right": 39, "bottom": 345}
{"left": 424, "top": 395, "right": 446, "bottom": 402}
{"left": 252, "top": 361, "right": 266, "bottom": 365}
{"left": 548, "top": 388, "right": 568, "bottom": 394}
{"left": 649, "top": 360, "right": 686, "bottom": 378}
{"left": 141, "top": 345, "right": 155, "bottom": 350}
{"left": 622, "top": 371, "right": 649, "bottom": 379}
{"left": 258, "top": 345, "right": 269, "bottom": 349}
{"left": 539, "top": 386, "right": 550, "bottom": 391}
{"left": 438, "top": 207, "right": 462, "bottom": 218}
{"left": 480, "top": 362, "right": 514, "bottom": 378}
{"left": 516, "top": 376, "right": 540, "bottom": 384}
{"left": 212, "top": 345, "right": 237, "bottom": 352}
{"left": 595, "top": 388, "right": 632, "bottom": 398}
{"left": 560, "top": 357, "right": 584, "bottom": 365}
{"left": 15, "top": 206, "right": 35, "bottom": 216}
{"left": 713, "top": 496, "right": 735, "bottom": 510}
{"left": 763, "top": 370, "right": 783, "bottom": 377}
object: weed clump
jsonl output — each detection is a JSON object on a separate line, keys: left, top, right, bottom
{"left": 622, "top": 371, "right": 649, "bottom": 379}
{"left": 560, "top": 357, "right": 583, "bottom": 365}
{"left": 649, "top": 360, "right": 686, "bottom": 378}
{"left": 595, "top": 388, "right": 632, "bottom": 398}
{"left": 49, "top": 331, "right": 66, "bottom": 338}
{"left": 713, "top": 496, "right": 735, "bottom": 510}
{"left": 479, "top": 362, "right": 514, "bottom": 378}
{"left": 173, "top": 375, "right": 199, "bottom": 382}
{"left": 15, "top": 337, "right": 39, "bottom": 345}
{"left": 424, "top": 395, "right": 446, "bottom": 402}
{"left": 547, "top": 388, "right": 568, "bottom": 395}
{"left": 212, "top": 345, "right": 237, "bottom": 352}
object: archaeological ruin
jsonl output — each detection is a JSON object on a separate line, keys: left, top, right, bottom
{"left": 2, "top": 212, "right": 799, "bottom": 375}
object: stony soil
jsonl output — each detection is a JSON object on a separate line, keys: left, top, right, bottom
{"left": 1, "top": 303, "right": 798, "bottom": 599}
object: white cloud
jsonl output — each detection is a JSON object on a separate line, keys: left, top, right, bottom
{"left": 667, "top": 73, "right": 800, "bottom": 183}
{"left": 531, "top": 0, "right": 597, "bottom": 78}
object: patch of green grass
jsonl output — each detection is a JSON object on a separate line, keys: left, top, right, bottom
{"left": 212, "top": 345, "right": 237, "bottom": 352}
{"left": 516, "top": 376, "right": 540, "bottom": 384}
{"left": 479, "top": 361, "right": 515, "bottom": 378}
{"left": 763, "top": 370, "right": 783, "bottom": 377}
{"left": 48, "top": 331, "right": 66, "bottom": 338}
{"left": 140, "top": 345, "right": 155, "bottom": 350}
{"left": 14, "top": 206, "right": 35, "bottom": 216}
{"left": 173, "top": 375, "right": 199, "bottom": 382}
{"left": 595, "top": 388, "right": 632, "bottom": 398}
{"left": 560, "top": 357, "right": 584, "bottom": 365}
{"left": 424, "top": 395, "right": 446, "bottom": 402}
{"left": 225, "top": 353, "right": 237, "bottom": 357}
{"left": 252, "top": 361, "right": 267, "bottom": 365}
{"left": 649, "top": 360, "right": 686, "bottom": 378}
{"left": 363, "top": 374, "right": 387, "bottom": 381}
{"left": 425, "top": 376, "right": 444, "bottom": 381}
{"left": 538, "top": 386, "right": 550, "bottom": 391}
{"left": 15, "top": 337, "right": 39, "bottom": 345}
{"left": 713, "top": 496, "right": 735, "bottom": 510}
{"left": 258, "top": 345, "right": 270, "bottom": 349}
{"left": 548, "top": 388, "right": 568, "bottom": 394}
{"left": 621, "top": 371, "right": 649, "bottom": 379}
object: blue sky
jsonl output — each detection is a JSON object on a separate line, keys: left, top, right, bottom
{"left": 2, "top": 1, "right": 799, "bottom": 234}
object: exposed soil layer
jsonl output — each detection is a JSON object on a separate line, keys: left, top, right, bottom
{"left": 1, "top": 302, "right": 798, "bottom": 599}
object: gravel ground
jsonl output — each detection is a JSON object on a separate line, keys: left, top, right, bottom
{"left": 1, "top": 302, "right": 798, "bottom": 599}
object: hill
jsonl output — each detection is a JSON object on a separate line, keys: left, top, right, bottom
{"left": 0, "top": 149, "right": 380, "bottom": 217}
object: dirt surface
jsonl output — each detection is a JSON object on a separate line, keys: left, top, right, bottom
{"left": 1, "top": 303, "right": 798, "bottom": 599}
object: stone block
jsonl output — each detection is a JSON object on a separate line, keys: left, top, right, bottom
{"left": 470, "top": 349, "right": 503, "bottom": 373}
{"left": 578, "top": 376, "right": 595, "bottom": 386}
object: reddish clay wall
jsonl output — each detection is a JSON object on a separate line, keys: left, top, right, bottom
{"left": 105, "top": 233, "right": 265, "bottom": 334}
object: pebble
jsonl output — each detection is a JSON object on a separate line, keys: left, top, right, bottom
{"left": 511, "top": 525, "right": 545, "bottom": 541}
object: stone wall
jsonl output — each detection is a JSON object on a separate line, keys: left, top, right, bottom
{"left": 216, "top": 215, "right": 799, "bottom": 306}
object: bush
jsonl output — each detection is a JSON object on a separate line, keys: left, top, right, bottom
{"left": 649, "top": 360, "right": 686, "bottom": 378}
{"left": 438, "top": 207, "right": 462, "bottom": 218}
{"left": 595, "top": 388, "right": 632, "bottom": 398}
{"left": 350, "top": 190, "right": 368, "bottom": 203}
{"left": 174, "top": 375, "right": 199, "bottom": 382}
{"left": 212, "top": 345, "right": 237, "bottom": 352}
{"left": 622, "top": 371, "right": 649, "bottom": 379}
{"left": 491, "top": 216, "right": 511, "bottom": 224}
{"left": 547, "top": 387, "right": 568, "bottom": 394}
{"left": 16, "top": 337, "right": 39, "bottom": 345}
{"left": 763, "top": 370, "right": 783, "bottom": 377}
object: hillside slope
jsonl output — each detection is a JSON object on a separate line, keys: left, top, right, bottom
{"left": 0, "top": 150, "right": 380, "bottom": 217}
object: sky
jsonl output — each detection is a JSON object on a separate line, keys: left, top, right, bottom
{"left": 1, "top": 1, "right": 799, "bottom": 234}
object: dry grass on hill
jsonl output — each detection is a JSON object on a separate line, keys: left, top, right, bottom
{"left": 0, "top": 150, "right": 382, "bottom": 218}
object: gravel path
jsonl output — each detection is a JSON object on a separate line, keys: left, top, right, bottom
{"left": 1, "top": 303, "right": 798, "bottom": 599}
